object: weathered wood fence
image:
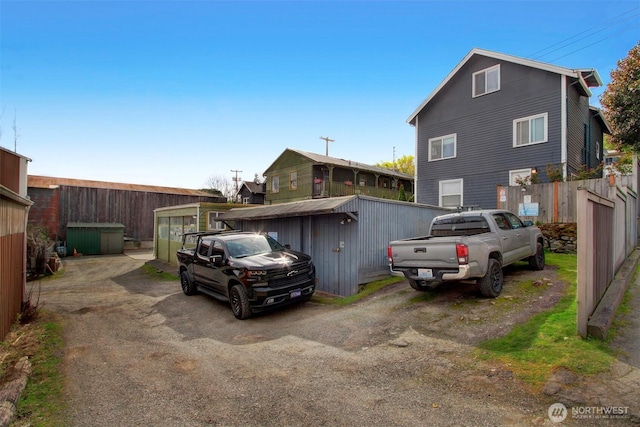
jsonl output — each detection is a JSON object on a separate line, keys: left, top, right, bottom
{"left": 498, "top": 155, "right": 639, "bottom": 338}
{"left": 497, "top": 174, "right": 638, "bottom": 224}
{"left": 576, "top": 183, "right": 637, "bottom": 337}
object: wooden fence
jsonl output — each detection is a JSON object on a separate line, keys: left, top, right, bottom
{"left": 497, "top": 174, "right": 638, "bottom": 224}
{"left": 576, "top": 184, "right": 637, "bottom": 337}
{"left": 498, "top": 155, "right": 639, "bottom": 338}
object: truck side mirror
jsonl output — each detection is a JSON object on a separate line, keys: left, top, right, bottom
{"left": 523, "top": 220, "right": 534, "bottom": 227}
{"left": 210, "top": 254, "right": 224, "bottom": 267}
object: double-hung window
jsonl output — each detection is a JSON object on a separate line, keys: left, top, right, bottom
{"left": 509, "top": 168, "right": 533, "bottom": 186}
{"left": 473, "top": 65, "right": 500, "bottom": 97}
{"left": 429, "top": 134, "right": 456, "bottom": 161}
{"left": 513, "top": 113, "right": 548, "bottom": 147}
{"left": 439, "top": 178, "right": 463, "bottom": 208}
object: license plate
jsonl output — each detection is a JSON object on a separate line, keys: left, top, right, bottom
{"left": 417, "top": 269, "right": 433, "bottom": 279}
{"left": 290, "top": 290, "right": 302, "bottom": 298}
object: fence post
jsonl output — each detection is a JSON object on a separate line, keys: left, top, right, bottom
{"left": 553, "top": 181, "right": 559, "bottom": 223}
{"left": 576, "top": 188, "right": 591, "bottom": 337}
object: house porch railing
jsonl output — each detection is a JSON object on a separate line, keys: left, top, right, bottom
{"left": 313, "top": 181, "right": 413, "bottom": 201}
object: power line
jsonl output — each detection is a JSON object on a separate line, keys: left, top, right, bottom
{"left": 528, "top": 6, "right": 640, "bottom": 62}
{"left": 548, "top": 22, "right": 640, "bottom": 63}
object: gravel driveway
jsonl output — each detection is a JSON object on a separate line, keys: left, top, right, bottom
{"left": 38, "top": 252, "right": 637, "bottom": 426}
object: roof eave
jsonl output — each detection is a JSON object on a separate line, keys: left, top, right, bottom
{"left": 406, "top": 48, "right": 600, "bottom": 124}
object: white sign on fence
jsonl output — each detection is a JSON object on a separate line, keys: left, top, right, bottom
{"left": 518, "top": 202, "right": 539, "bottom": 216}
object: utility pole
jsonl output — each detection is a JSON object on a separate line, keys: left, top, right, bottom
{"left": 320, "top": 136, "right": 334, "bottom": 156}
{"left": 393, "top": 146, "right": 397, "bottom": 171}
{"left": 13, "top": 109, "right": 19, "bottom": 152}
{"left": 231, "top": 169, "right": 242, "bottom": 199}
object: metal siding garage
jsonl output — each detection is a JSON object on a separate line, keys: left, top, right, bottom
{"left": 66, "top": 223, "right": 125, "bottom": 255}
{"left": 218, "top": 195, "right": 451, "bottom": 297}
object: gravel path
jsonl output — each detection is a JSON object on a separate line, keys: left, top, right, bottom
{"left": 36, "top": 252, "right": 639, "bottom": 426}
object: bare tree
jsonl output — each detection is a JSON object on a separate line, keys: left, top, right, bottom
{"left": 203, "top": 174, "right": 235, "bottom": 201}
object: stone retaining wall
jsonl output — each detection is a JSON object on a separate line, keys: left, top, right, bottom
{"left": 539, "top": 223, "right": 577, "bottom": 253}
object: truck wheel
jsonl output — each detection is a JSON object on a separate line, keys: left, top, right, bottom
{"left": 230, "top": 284, "right": 252, "bottom": 320}
{"left": 528, "top": 242, "right": 545, "bottom": 271}
{"left": 478, "top": 258, "right": 503, "bottom": 298}
{"left": 180, "top": 271, "right": 196, "bottom": 296}
{"left": 408, "top": 279, "right": 430, "bottom": 291}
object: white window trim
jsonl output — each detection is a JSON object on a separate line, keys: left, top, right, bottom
{"left": 428, "top": 133, "right": 457, "bottom": 162}
{"left": 509, "top": 168, "right": 532, "bottom": 186}
{"left": 439, "top": 178, "right": 463, "bottom": 207}
{"left": 596, "top": 141, "right": 600, "bottom": 160}
{"left": 472, "top": 64, "right": 500, "bottom": 98}
{"left": 513, "top": 112, "right": 548, "bottom": 147}
{"left": 271, "top": 175, "right": 279, "bottom": 193}
{"left": 208, "top": 211, "right": 225, "bottom": 231}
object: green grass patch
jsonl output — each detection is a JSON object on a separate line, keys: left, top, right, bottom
{"left": 476, "top": 252, "right": 615, "bottom": 387}
{"left": 12, "top": 313, "right": 67, "bottom": 426}
{"left": 313, "top": 276, "right": 405, "bottom": 306}
{"left": 407, "top": 291, "right": 439, "bottom": 304}
{"left": 141, "top": 263, "right": 178, "bottom": 281}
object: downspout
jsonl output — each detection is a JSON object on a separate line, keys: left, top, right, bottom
{"left": 197, "top": 204, "right": 200, "bottom": 232}
{"left": 414, "top": 115, "right": 419, "bottom": 203}
{"left": 561, "top": 75, "right": 568, "bottom": 181}
{"left": 22, "top": 203, "right": 32, "bottom": 309}
{"left": 153, "top": 210, "right": 157, "bottom": 259}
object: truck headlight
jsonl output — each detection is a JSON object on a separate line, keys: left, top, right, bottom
{"left": 247, "top": 269, "right": 267, "bottom": 277}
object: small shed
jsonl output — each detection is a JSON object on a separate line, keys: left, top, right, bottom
{"left": 217, "top": 195, "right": 451, "bottom": 297}
{"left": 153, "top": 202, "right": 255, "bottom": 265}
{"left": 67, "top": 223, "right": 125, "bottom": 255}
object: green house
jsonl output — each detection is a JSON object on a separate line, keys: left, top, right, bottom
{"left": 263, "top": 148, "right": 414, "bottom": 205}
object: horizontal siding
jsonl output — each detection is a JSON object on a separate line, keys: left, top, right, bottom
{"left": 567, "top": 88, "right": 593, "bottom": 175}
{"left": 416, "top": 55, "right": 564, "bottom": 210}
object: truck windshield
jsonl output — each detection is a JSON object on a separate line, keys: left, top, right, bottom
{"left": 430, "top": 216, "right": 490, "bottom": 237}
{"left": 226, "top": 235, "right": 285, "bottom": 258}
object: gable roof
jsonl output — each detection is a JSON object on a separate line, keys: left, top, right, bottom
{"left": 407, "top": 48, "right": 603, "bottom": 126}
{"left": 589, "top": 106, "right": 612, "bottom": 135}
{"left": 265, "top": 148, "right": 413, "bottom": 180}
{"left": 28, "top": 175, "right": 214, "bottom": 197}
{"left": 239, "top": 180, "right": 265, "bottom": 194}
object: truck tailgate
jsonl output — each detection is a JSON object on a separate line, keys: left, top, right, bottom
{"left": 390, "top": 237, "right": 461, "bottom": 269}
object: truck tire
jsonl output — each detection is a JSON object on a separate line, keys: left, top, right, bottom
{"left": 408, "top": 279, "right": 430, "bottom": 291}
{"left": 528, "top": 242, "right": 545, "bottom": 271}
{"left": 478, "top": 258, "right": 503, "bottom": 298}
{"left": 180, "top": 271, "right": 197, "bottom": 296}
{"left": 230, "top": 284, "right": 252, "bottom": 320}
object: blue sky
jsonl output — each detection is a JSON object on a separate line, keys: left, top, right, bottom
{"left": 1, "top": 1, "right": 638, "bottom": 190}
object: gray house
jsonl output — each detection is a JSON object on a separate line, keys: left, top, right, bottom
{"left": 407, "top": 48, "right": 611, "bottom": 210}
{"left": 218, "top": 195, "right": 450, "bottom": 297}
{"left": 236, "top": 180, "right": 266, "bottom": 205}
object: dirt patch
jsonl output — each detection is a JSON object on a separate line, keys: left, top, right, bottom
{"left": 2, "top": 254, "right": 638, "bottom": 426}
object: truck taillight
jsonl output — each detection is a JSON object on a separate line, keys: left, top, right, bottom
{"left": 456, "top": 244, "right": 469, "bottom": 265}
{"left": 387, "top": 246, "right": 393, "bottom": 264}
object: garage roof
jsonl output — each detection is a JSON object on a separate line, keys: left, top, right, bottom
{"left": 218, "top": 195, "right": 361, "bottom": 221}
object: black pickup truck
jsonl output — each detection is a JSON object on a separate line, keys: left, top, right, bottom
{"left": 177, "top": 231, "right": 316, "bottom": 319}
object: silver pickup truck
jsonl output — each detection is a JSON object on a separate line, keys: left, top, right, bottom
{"left": 388, "top": 209, "right": 545, "bottom": 297}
